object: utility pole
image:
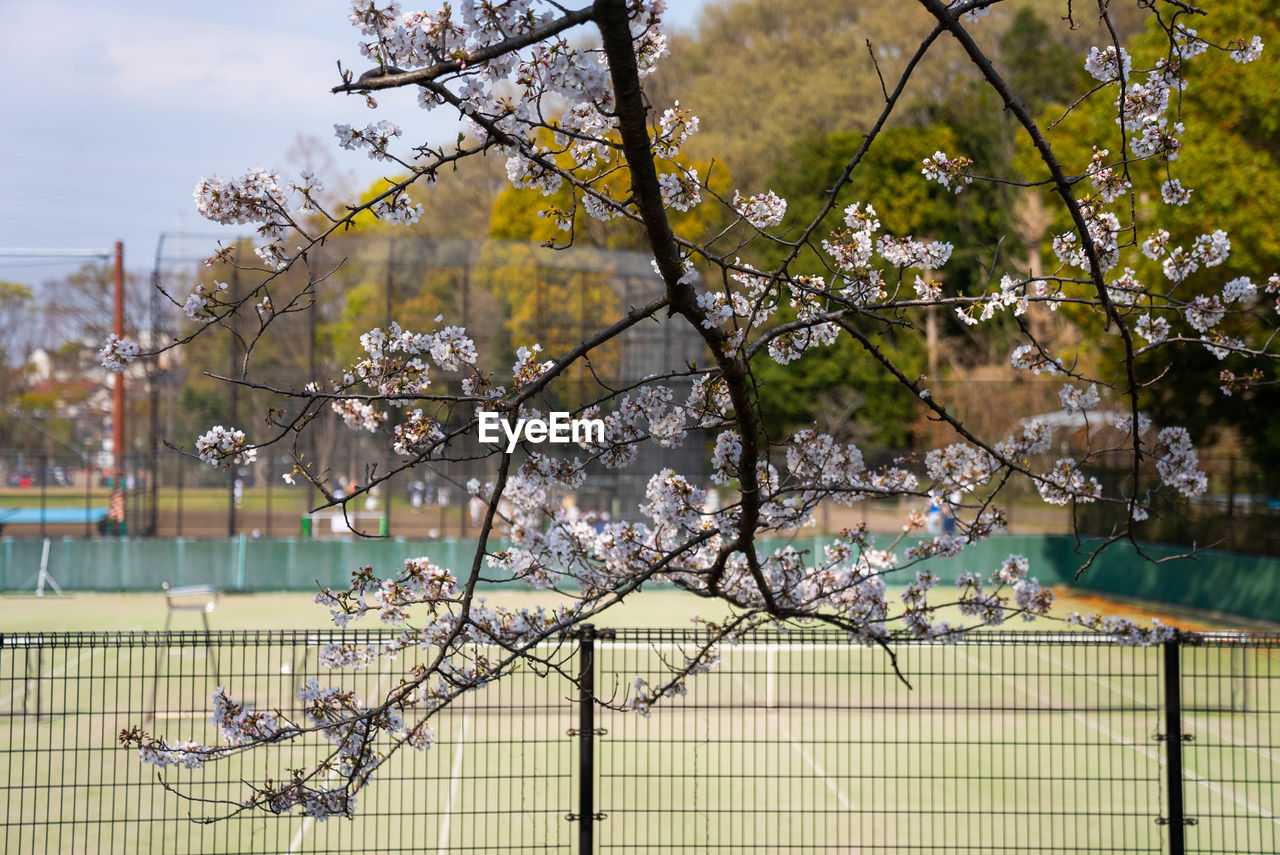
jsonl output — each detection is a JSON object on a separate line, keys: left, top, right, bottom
{"left": 923, "top": 266, "right": 940, "bottom": 384}
{"left": 148, "top": 235, "right": 166, "bottom": 538}
{"left": 228, "top": 266, "right": 240, "bottom": 537}
{"left": 384, "top": 238, "right": 395, "bottom": 537}
{"left": 110, "top": 240, "right": 126, "bottom": 535}
{"left": 926, "top": 305, "right": 939, "bottom": 383}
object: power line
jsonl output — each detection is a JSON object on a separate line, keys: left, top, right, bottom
{"left": 0, "top": 249, "right": 113, "bottom": 259}
{"left": 0, "top": 260, "right": 109, "bottom": 271}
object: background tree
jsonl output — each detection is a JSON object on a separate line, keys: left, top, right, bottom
{"left": 1039, "top": 0, "right": 1280, "bottom": 487}
{"left": 0, "top": 281, "right": 36, "bottom": 447}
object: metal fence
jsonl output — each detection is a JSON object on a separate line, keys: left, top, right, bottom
{"left": 0, "top": 628, "right": 1276, "bottom": 853}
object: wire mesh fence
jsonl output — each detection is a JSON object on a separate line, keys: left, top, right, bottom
{"left": 0, "top": 630, "right": 576, "bottom": 854}
{"left": 0, "top": 628, "right": 1276, "bottom": 853}
{"left": 595, "top": 631, "right": 1173, "bottom": 854}
{"left": 1179, "top": 636, "right": 1280, "bottom": 854}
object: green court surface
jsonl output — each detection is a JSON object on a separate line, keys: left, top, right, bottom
{"left": 0, "top": 583, "right": 1260, "bottom": 634}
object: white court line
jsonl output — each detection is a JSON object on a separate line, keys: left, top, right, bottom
{"left": 436, "top": 698, "right": 471, "bottom": 854}
{"left": 0, "top": 627, "right": 142, "bottom": 709}
{"left": 956, "top": 649, "right": 1280, "bottom": 828}
{"left": 730, "top": 669, "right": 855, "bottom": 812}
{"left": 1033, "top": 647, "right": 1280, "bottom": 768}
{"left": 288, "top": 780, "right": 328, "bottom": 852}
{"left": 289, "top": 668, "right": 386, "bottom": 853}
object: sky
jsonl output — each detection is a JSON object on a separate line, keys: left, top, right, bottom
{"left": 0, "top": 0, "right": 711, "bottom": 286}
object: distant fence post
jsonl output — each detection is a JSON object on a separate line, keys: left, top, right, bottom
{"left": 1160, "top": 636, "right": 1191, "bottom": 854}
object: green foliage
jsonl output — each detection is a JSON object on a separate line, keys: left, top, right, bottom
{"left": 748, "top": 123, "right": 1017, "bottom": 447}
{"left": 0, "top": 280, "right": 33, "bottom": 371}
{"left": 177, "top": 384, "right": 229, "bottom": 433}
{"left": 1046, "top": 1, "right": 1280, "bottom": 474}
{"left": 317, "top": 277, "right": 380, "bottom": 369}
{"left": 754, "top": 331, "right": 926, "bottom": 449}
{"left": 0, "top": 281, "right": 32, "bottom": 310}
{"left": 653, "top": 0, "right": 1142, "bottom": 192}
{"left": 998, "top": 7, "right": 1084, "bottom": 117}
{"left": 353, "top": 154, "right": 506, "bottom": 239}
{"left": 488, "top": 183, "right": 562, "bottom": 244}
{"left": 653, "top": 0, "right": 958, "bottom": 190}
{"left": 770, "top": 125, "right": 1009, "bottom": 291}
{"left": 483, "top": 131, "right": 732, "bottom": 405}
{"left": 487, "top": 139, "right": 731, "bottom": 250}
{"left": 654, "top": 2, "right": 1124, "bottom": 450}
{"left": 478, "top": 242, "right": 624, "bottom": 407}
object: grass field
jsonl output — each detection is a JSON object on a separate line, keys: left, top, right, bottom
{"left": 0, "top": 588, "right": 1276, "bottom": 853}
{"left": 0, "top": 583, "right": 1263, "bottom": 633}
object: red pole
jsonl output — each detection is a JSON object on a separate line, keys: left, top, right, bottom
{"left": 111, "top": 241, "right": 126, "bottom": 534}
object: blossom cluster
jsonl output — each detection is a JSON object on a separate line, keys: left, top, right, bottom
{"left": 97, "top": 334, "right": 139, "bottom": 373}
{"left": 323, "top": 321, "right": 479, "bottom": 416}
{"left": 335, "top": 120, "right": 403, "bottom": 161}
{"left": 194, "top": 426, "right": 257, "bottom": 469}
{"left": 1154, "top": 426, "right": 1207, "bottom": 498}
{"left": 731, "top": 190, "right": 787, "bottom": 229}
{"left": 920, "top": 150, "right": 974, "bottom": 193}
{"left": 1036, "top": 458, "right": 1102, "bottom": 506}
{"left": 193, "top": 167, "right": 297, "bottom": 269}
{"left": 653, "top": 101, "right": 699, "bottom": 159}
{"left": 182, "top": 280, "right": 227, "bottom": 322}
{"left": 1065, "top": 612, "right": 1177, "bottom": 645}
{"left": 393, "top": 409, "right": 445, "bottom": 456}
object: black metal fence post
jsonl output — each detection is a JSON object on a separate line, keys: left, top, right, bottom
{"left": 1161, "top": 637, "right": 1190, "bottom": 854}
{"left": 568, "top": 624, "right": 614, "bottom": 854}
{"left": 578, "top": 624, "right": 596, "bottom": 854}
